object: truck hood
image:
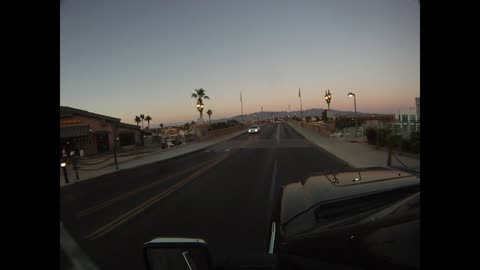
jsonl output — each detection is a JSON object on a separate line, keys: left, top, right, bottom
{"left": 280, "top": 167, "right": 419, "bottom": 234}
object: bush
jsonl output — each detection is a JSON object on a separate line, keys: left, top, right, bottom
{"left": 401, "top": 138, "right": 411, "bottom": 152}
{"left": 208, "top": 120, "right": 241, "bottom": 131}
{"left": 366, "top": 127, "right": 377, "bottom": 145}
{"left": 376, "top": 128, "right": 392, "bottom": 147}
{"left": 409, "top": 131, "right": 420, "bottom": 153}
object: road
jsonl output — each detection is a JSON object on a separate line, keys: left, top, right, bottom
{"left": 60, "top": 122, "right": 351, "bottom": 270}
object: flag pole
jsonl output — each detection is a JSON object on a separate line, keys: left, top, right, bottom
{"left": 241, "top": 91, "right": 244, "bottom": 123}
{"left": 299, "top": 88, "right": 303, "bottom": 127}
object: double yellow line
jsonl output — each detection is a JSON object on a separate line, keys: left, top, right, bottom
{"left": 84, "top": 152, "right": 233, "bottom": 240}
{"left": 77, "top": 160, "right": 214, "bottom": 217}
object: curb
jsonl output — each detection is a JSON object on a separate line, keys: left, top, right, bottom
{"left": 60, "top": 128, "right": 248, "bottom": 188}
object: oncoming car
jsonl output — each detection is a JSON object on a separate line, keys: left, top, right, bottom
{"left": 248, "top": 125, "right": 261, "bottom": 134}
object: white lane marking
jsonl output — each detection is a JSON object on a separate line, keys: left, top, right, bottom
{"left": 183, "top": 251, "right": 193, "bottom": 270}
{"left": 276, "top": 125, "right": 280, "bottom": 142}
{"left": 267, "top": 160, "right": 278, "bottom": 254}
{"left": 60, "top": 221, "right": 100, "bottom": 270}
{"left": 269, "top": 221, "right": 276, "bottom": 254}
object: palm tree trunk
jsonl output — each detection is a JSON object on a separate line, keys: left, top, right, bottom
{"left": 141, "top": 120, "right": 144, "bottom": 129}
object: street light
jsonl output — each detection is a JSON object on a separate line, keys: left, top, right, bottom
{"left": 61, "top": 162, "right": 69, "bottom": 184}
{"left": 196, "top": 101, "right": 204, "bottom": 124}
{"left": 348, "top": 92, "right": 358, "bottom": 137}
{"left": 325, "top": 89, "right": 332, "bottom": 110}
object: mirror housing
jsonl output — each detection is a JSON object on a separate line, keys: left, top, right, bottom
{"left": 143, "top": 238, "right": 213, "bottom": 270}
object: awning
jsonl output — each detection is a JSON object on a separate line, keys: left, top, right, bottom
{"left": 60, "top": 125, "right": 90, "bottom": 139}
{"left": 93, "top": 130, "right": 111, "bottom": 136}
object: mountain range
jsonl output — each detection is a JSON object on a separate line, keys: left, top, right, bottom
{"left": 162, "top": 108, "right": 391, "bottom": 127}
{"left": 214, "top": 108, "right": 388, "bottom": 123}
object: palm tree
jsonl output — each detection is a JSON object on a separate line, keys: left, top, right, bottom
{"left": 134, "top": 116, "right": 141, "bottom": 127}
{"left": 191, "top": 88, "right": 210, "bottom": 123}
{"left": 206, "top": 109, "right": 213, "bottom": 124}
{"left": 140, "top": 114, "right": 145, "bottom": 129}
{"left": 145, "top": 116, "right": 152, "bottom": 129}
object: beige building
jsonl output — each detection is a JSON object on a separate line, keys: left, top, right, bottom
{"left": 60, "top": 106, "right": 141, "bottom": 156}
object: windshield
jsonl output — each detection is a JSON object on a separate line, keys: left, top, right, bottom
{"left": 60, "top": 1, "right": 419, "bottom": 269}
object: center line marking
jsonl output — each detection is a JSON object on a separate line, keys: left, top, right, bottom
{"left": 84, "top": 152, "right": 234, "bottom": 240}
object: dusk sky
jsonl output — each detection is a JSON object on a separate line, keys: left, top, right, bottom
{"left": 61, "top": 0, "right": 419, "bottom": 127}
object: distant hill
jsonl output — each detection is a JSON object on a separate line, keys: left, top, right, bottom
{"left": 159, "top": 108, "right": 389, "bottom": 127}
{"left": 216, "top": 108, "right": 387, "bottom": 122}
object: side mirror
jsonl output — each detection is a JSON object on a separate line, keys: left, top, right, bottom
{"left": 143, "top": 238, "right": 213, "bottom": 270}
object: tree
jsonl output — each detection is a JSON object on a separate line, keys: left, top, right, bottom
{"left": 145, "top": 115, "right": 152, "bottom": 129}
{"left": 191, "top": 88, "right": 210, "bottom": 123}
{"left": 206, "top": 109, "right": 213, "bottom": 124}
{"left": 305, "top": 116, "right": 312, "bottom": 123}
{"left": 160, "top": 123, "right": 164, "bottom": 129}
{"left": 184, "top": 122, "right": 191, "bottom": 130}
{"left": 321, "top": 110, "right": 328, "bottom": 122}
{"left": 191, "top": 120, "right": 195, "bottom": 126}
{"left": 140, "top": 114, "right": 145, "bottom": 128}
{"left": 315, "top": 116, "right": 321, "bottom": 122}
{"left": 134, "top": 116, "right": 141, "bottom": 126}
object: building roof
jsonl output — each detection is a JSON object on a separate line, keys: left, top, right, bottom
{"left": 60, "top": 125, "right": 90, "bottom": 139}
{"left": 116, "top": 122, "right": 140, "bottom": 130}
{"left": 60, "top": 106, "right": 140, "bottom": 130}
{"left": 60, "top": 106, "right": 121, "bottom": 122}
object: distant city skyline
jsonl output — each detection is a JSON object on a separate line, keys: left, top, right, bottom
{"left": 61, "top": 0, "right": 419, "bottom": 127}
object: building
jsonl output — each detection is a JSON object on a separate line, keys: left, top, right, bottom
{"left": 393, "top": 110, "right": 420, "bottom": 137}
{"left": 415, "top": 97, "right": 420, "bottom": 122}
{"left": 60, "top": 106, "right": 141, "bottom": 156}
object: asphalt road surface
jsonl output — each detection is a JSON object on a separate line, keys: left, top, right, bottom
{"left": 60, "top": 122, "right": 351, "bottom": 270}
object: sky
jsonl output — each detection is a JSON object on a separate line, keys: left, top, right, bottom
{"left": 61, "top": 0, "right": 419, "bottom": 127}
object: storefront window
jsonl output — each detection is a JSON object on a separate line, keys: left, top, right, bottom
{"left": 119, "top": 133, "right": 135, "bottom": 146}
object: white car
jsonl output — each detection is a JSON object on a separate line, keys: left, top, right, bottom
{"left": 248, "top": 125, "right": 260, "bottom": 134}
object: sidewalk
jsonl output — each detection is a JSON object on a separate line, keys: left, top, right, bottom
{"left": 287, "top": 121, "right": 420, "bottom": 171}
{"left": 60, "top": 128, "right": 248, "bottom": 187}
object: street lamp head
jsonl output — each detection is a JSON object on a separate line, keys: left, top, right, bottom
{"left": 348, "top": 92, "right": 355, "bottom": 97}
{"left": 196, "top": 103, "right": 200, "bottom": 108}
{"left": 61, "top": 162, "right": 66, "bottom": 167}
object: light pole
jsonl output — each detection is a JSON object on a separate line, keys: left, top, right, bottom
{"left": 61, "top": 161, "right": 69, "bottom": 184}
{"left": 348, "top": 92, "right": 358, "bottom": 137}
{"left": 113, "top": 136, "right": 119, "bottom": 169}
{"left": 325, "top": 90, "right": 332, "bottom": 124}
{"left": 325, "top": 90, "right": 332, "bottom": 110}
{"left": 196, "top": 101, "right": 204, "bottom": 124}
